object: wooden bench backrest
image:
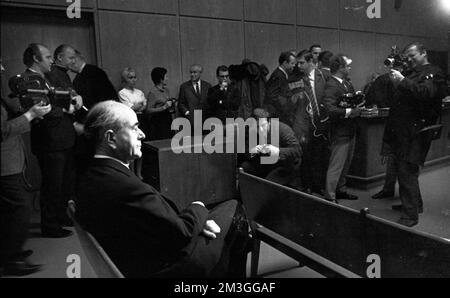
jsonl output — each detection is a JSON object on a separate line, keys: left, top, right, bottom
{"left": 239, "top": 170, "right": 450, "bottom": 278}
{"left": 67, "top": 200, "right": 124, "bottom": 278}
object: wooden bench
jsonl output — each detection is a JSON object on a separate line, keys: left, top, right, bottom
{"left": 239, "top": 169, "right": 450, "bottom": 278}
{"left": 67, "top": 200, "right": 124, "bottom": 278}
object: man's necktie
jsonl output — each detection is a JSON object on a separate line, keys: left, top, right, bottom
{"left": 194, "top": 83, "right": 200, "bottom": 95}
{"left": 305, "top": 79, "right": 320, "bottom": 120}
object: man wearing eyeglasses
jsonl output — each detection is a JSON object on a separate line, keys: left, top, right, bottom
{"left": 207, "top": 65, "right": 240, "bottom": 123}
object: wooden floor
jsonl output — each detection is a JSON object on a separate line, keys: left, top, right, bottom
{"left": 5, "top": 162, "right": 450, "bottom": 278}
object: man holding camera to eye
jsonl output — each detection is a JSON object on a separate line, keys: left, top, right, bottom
{"left": 383, "top": 42, "right": 446, "bottom": 227}
{"left": 323, "top": 54, "right": 363, "bottom": 203}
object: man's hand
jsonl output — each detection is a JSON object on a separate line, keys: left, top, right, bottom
{"left": 73, "top": 122, "right": 85, "bottom": 136}
{"left": 202, "top": 220, "right": 221, "bottom": 239}
{"left": 24, "top": 102, "right": 51, "bottom": 121}
{"left": 72, "top": 95, "right": 83, "bottom": 111}
{"left": 349, "top": 102, "right": 365, "bottom": 119}
{"left": 250, "top": 145, "right": 264, "bottom": 155}
{"left": 265, "top": 145, "right": 280, "bottom": 158}
{"left": 389, "top": 69, "right": 405, "bottom": 83}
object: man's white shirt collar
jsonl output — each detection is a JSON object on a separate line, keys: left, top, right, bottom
{"left": 332, "top": 75, "right": 344, "bottom": 84}
{"left": 278, "top": 67, "right": 288, "bottom": 80}
{"left": 94, "top": 155, "right": 130, "bottom": 169}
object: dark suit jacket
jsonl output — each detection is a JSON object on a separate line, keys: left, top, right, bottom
{"left": 265, "top": 68, "right": 293, "bottom": 125}
{"left": 73, "top": 64, "right": 117, "bottom": 111}
{"left": 383, "top": 64, "right": 446, "bottom": 165}
{"left": 207, "top": 84, "right": 240, "bottom": 121}
{"left": 76, "top": 158, "right": 210, "bottom": 277}
{"left": 1, "top": 101, "right": 29, "bottom": 176}
{"left": 365, "top": 73, "right": 395, "bottom": 108}
{"left": 46, "top": 64, "right": 73, "bottom": 89}
{"left": 16, "top": 70, "right": 76, "bottom": 153}
{"left": 323, "top": 76, "right": 357, "bottom": 139}
{"left": 290, "top": 69, "right": 328, "bottom": 144}
{"left": 178, "top": 80, "right": 211, "bottom": 120}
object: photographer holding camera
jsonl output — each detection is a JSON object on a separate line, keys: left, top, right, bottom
{"left": 323, "top": 54, "right": 363, "bottom": 203}
{"left": 369, "top": 47, "right": 408, "bottom": 201}
{"left": 1, "top": 60, "right": 51, "bottom": 276}
{"left": 145, "top": 67, "right": 176, "bottom": 141}
{"left": 383, "top": 42, "right": 446, "bottom": 227}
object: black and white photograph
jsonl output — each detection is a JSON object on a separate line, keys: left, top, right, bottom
{"left": 1, "top": 0, "right": 450, "bottom": 285}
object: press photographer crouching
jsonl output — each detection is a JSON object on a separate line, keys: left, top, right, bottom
{"left": 383, "top": 42, "right": 447, "bottom": 227}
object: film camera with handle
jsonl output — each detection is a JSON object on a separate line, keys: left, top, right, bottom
{"left": 8, "top": 73, "right": 87, "bottom": 113}
{"left": 384, "top": 45, "right": 408, "bottom": 70}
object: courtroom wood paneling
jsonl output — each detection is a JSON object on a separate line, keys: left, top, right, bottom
{"left": 339, "top": 30, "right": 376, "bottom": 91}
{"left": 298, "top": 0, "right": 339, "bottom": 28}
{"left": 297, "top": 26, "right": 340, "bottom": 54}
{"left": 142, "top": 139, "right": 237, "bottom": 210}
{"left": 98, "top": 11, "right": 181, "bottom": 96}
{"left": 0, "top": 0, "right": 94, "bottom": 8}
{"left": 340, "top": 0, "right": 375, "bottom": 32}
{"left": 245, "top": 0, "right": 296, "bottom": 25}
{"left": 405, "top": 0, "right": 449, "bottom": 39}
{"left": 179, "top": 17, "right": 244, "bottom": 85}
{"left": 1, "top": 6, "right": 96, "bottom": 99}
{"left": 373, "top": 0, "right": 415, "bottom": 36}
{"left": 97, "top": 0, "right": 177, "bottom": 15}
{"left": 179, "top": 0, "right": 243, "bottom": 20}
{"left": 245, "top": 22, "right": 296, "bottom": 73}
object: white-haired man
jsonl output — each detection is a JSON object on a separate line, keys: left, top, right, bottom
{"left": 76, "top": 101, "right": 250, "bottom": 278}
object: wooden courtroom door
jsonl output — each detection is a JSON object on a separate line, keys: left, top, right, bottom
{"left": 1, "top": 5, "right": 96, "bottom": 190}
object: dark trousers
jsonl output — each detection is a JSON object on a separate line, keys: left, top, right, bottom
{"left": 300, "top": 135, "right": 330, "bottom": 191}
{"left": 0, "top": 173, "right": 32, "bottom": 267}
{"left": 382, "top": 155, "right": 398, "bottom": 193}
{"left": 154, "top": 200, "right": 250, "bottom": 278}
{"left": 37, "top": 148, "right": 75, "bottom": 231}
{"left": 397, "top": 160, "right": 423, "bottom": 221}
{"left": 241, "top": 160, "right": 299, "bottom": 187}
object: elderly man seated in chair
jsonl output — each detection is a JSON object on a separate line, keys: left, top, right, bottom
{"left": 76, "top": 101, "right": 250, "bottom": 278}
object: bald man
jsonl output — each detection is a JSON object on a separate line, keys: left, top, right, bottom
{"left": 76, "top": 101, "right": 250, "bottom": 278}
{"left": 178, "top": 64, "right": 212, "bottom": 133}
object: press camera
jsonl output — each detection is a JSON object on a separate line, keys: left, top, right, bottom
{"left": 384, "top": 45, "right": 408, "bottom": 70}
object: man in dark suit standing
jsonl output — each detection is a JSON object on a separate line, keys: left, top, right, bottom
{"left": 293, "top": 50, "right": 330, "bottom": 196}
{"left": 178, "top": 64, "right": 211, "bottom": 133}
{"left": 70, "top": 51, "right": 117, "bottom": 113}
{"left": 76, "top": 101, "right": 250, "bottom": 278}
{"left": 265, "top": 51, "right": 297, "bottom": 127}
{"left": 45, "top": 44, "right": 84, "bottom": 227}
{"left": 1, "top": 60, "right": 51, "bottom": 276}
{"left": 207, "top": 65, "right": 240, "bottom": 122}
{"left": 323, "top": 54, "right": 363, "bottom": 203}
{"left": 384, "top": 42, "right": 446, "bottom": 227}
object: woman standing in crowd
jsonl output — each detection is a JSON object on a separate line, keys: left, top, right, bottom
{"left": 118, "top": 67, "right": 147, "bottom": 179}
{"left": 145, "top": 67, "right": 175, "bottom": 141}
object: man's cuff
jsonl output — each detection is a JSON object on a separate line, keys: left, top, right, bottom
{"left": 345, "top": 108, "right": 352, "bottom": 118}
{"left": 192, "top": 201, "right": 205, "bottom": 208}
